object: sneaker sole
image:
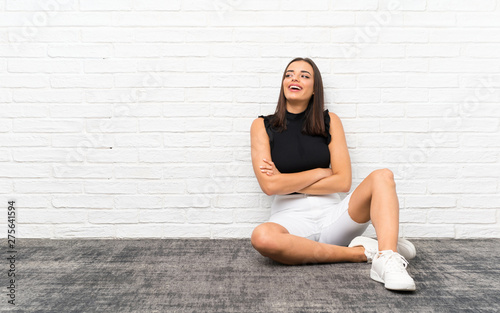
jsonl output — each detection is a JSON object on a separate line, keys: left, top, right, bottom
{"left": 370, "top": 269, "right": 416, "bottom": 291}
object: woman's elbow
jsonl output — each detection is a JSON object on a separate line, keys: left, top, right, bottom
{"left": 341, "top": 178, "right": 352, "bottom": 193}
{"left": 260, "top": 180, "right": 277, "bottom": 196}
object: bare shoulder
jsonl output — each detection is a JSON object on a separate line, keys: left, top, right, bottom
{"left": 251, "top": 117, "right": 266, "bottom": 134}
{"left": 328, "top": 111, "right": 344, "bottom": 129}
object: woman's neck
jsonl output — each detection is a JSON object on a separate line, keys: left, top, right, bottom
{"left": 286, "top": 101, "right": 308, "bottom": 114}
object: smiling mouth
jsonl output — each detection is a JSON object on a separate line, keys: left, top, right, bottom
{"left": 289, "top": 85, "right": 302, "bottom": 91}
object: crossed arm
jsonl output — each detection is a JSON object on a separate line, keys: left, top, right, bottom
{"left": 250, "top": 112, "right": 352, "bottom": 196}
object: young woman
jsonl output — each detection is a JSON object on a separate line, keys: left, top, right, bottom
{"left": 250, "top": 57, "right": 417, "bottom": 291}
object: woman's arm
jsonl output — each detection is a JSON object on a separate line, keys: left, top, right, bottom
{"left": 250, "top": 118, "right": 332, "bottom": 196}
{"left": 297, "top": 112, "right": 352, "bottom": 194}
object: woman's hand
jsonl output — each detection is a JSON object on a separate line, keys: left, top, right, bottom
{"left": 259, "top": 159, "right": 281, "bottom": 176}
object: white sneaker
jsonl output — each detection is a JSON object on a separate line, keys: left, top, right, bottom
{"left": 397, "top": 238, "right": 416, "bottom": 260}
{"left": 348, "top": 236, "right": 417, "bottom": 262}
{"left": 371, "top": 250, "right": 416, "bottom": 291}
{"left": 348, "top": 236, "right": 378, "bottom": 263}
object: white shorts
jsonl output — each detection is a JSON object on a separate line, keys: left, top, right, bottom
{"left": 269, "top": 193, "right": 370, "bottom": 246}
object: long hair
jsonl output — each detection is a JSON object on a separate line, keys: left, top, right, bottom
{"left": 269, "top": 57, "right": 327, "bottom": 137}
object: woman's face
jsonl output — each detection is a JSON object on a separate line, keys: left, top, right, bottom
{"left": 282, "top": 60, "right": 315, "bottom": 104}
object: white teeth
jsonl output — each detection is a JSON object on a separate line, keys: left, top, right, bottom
{"left": 290, "top": 86, "right": 301, "bottom": 90}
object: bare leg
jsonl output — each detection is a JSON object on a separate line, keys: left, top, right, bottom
{"left": 251, "top": 222, "right": 366, "bottom": 265}
{"left": 347, "top": 168, "right": 399, "bottom": 252}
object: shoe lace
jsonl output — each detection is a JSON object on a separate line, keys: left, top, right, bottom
{"left": 380, "top": 251, "right": 409, "bottom": 273}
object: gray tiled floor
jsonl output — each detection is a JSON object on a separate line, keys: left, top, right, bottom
{"left": 3, "top": 238, "right": 499, "bottom": 312}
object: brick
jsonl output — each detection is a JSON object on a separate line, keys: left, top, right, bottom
{"left": 379, "top": 29, "right": 428, "bottom": 43}
{"left": 115, "top": 225, "right": 165, "bottom": 238}
{"left": 382, "top": 88, "right": 428, "bottom": 102}
{"left": 8, "top": 59, "right": 81, "bottom": 73}
{"left": 14, "top": 180, "right": 81, "bottom": 193}
{"left": 342, "top": 119, "right": 380, "bottom": 133}
{"left": 19, "top": 209, "right": 87, "bottom": 224}
{"left": 333, "top": 89, "right": 380, "bottom": 103}
{"left": 51, "top": 74, "right": 114, "bottom": 88}
{"left": 356, "top": 134, "right": 404, "bottom": 149}
{"left": 357, "top": 74, "right": 406, "bottom": 88}
{"left": 116, "top": 104, "right": 162, "bottom": 117}
{"left": 51, "top": 134, "right": 113, "bottom": 148}
{"left": 52, "top": 195, "right": 114, "bottom": 209}
{"left": 186, "top": 209, "right": 233, "bottom": 224}
{"left": 429, "top": 118, "right": 498, "bottom": 132}
{"left": 0, "top": 43, "right": 46, "bottom": 57}
{"left": 381, "top": 119, "right": 428, "bottom": 132}
{"left": 429, "top": 29, "right": 500, "bottom": 43}
{"left": 84, "top": 181, "right": 137, "bottom": 194}
{"left": 135, "top": 0, "right": 181, "bottom": 10}
{"left": 13, "top": 90, "right": 82, "bottom": 103}
{"left": 137, "top": 181, "right": 186, "bottom": 194}
{"left": 84, "top": 59, "right": 136, "bottom": 73}
{"left": 115, "top": 166, "right": 162, "bottom": 179}
{"left": 429, "top": 209, "right": 496, "bottom": 224}
{"left": 381, "top": 59, "right": 428, "bottom": 72}
{"left": 52, "top": 165, "right": 113, "bottom": 179}
{"left": 402, "top": 224, "right": 455, "bottom": 237}
{"left": 87, "top": 149, "right": 138, "bottom": 163}
{"left": 53, "top": 225, "right": 115, "bottom": 238}
{"left": 404, "top": 196, "right": 457, "bottom": 209}
{"left": 0, "top": 164, "right": 50, "bottom": 178}
{"left": 139, "top": 149, "right": 187, "bottom": 163}
{"left": 0, "top": 74, "right": 49, "bottom": 88}
{"left": 112, "top": 12, "right": 206, "bottom": 26}
{"left": 399, "top": 209, "right": 427, "bottom": 223}
{"left": 164, "top": 133, "right": 210, "bottom": 148}
{"left": 462, "top": 134, "right": 500, "bottom": 147}
{"left": 6, "top": 0, "right": 77, "bottom": 11}
{"left": 80, "top": 0, "right": 131, "bottom": 11}
{"left": 0, "top": 180, "right": 13, "bottom": 193}
{"left": 139, "top": 209, "right": 185, "bottom": 223}
{"left": 407, "top": 74, "right": 459, "bottom": 88}
{"left": 87, "top": 118, "right": 138, "bottom": 133}
{"left": 214, "top": 195, "right": 256, "bottom": 208}
{"left": 357, "top": 104, "right": 404, "bottom": 117}
{"left": 323, "top": 74, "right": 357, "bottom": 89}
{"left": 430, "top": 59, "right": 500, "bottom": 73}
{"left": 428, "top": 179, "right": 497, "bottom": 194}
{"left": 462, "top": 165, "right": 500, "bottom": 178}
{"left": 456, "top": 225, "right": 500, "bottom": 239}
{"left": 13, "top": 119, "right": 83, "bottom": 133}
{"left": 406, "top": 104, "right": 459, "bottom": 117}
{"left": 464, "top": 44, "right": 500, "bottom": 58}
{"left": 162, "top": 224, "right": 211, "bottom": 238}
{"left": 461, "top": 196, "right": 500, "bottom": 209}
{"left": 1, "top": 104, "right": 47, "bottom": 117}
{"left": 0, "top": 195, "right": 51, "bottom": 208}
{"left": 333, "top": 60, "right": 380, "bottom": 73}
{"left": 187, "top": 178, "right": 235, "bottom": 194}
{"left": 211, "top": 225, "right": 254, "bottom": 239}
{"left": 163, "top": 165, "right": 211, "bottom": 179}
{"left": 115, "top": 195, "right": 163, "bottom": 209}
{"left": 0, "top": 90, "right": 12, "bottom": 103}
{"left": 233, "top": 209, "right": 270, "bottom": 223}
{"left": 115, "top": 134, "right": 162, "bottom": 148}
{"left": 50, "top": 104, "right": 112, "bottom": 118}
{"left": 164, "top": 195, "right": 210, "bottom": 208}
{"left": 13, "top": 148, "right": 82, "bottom": 162}
{"left": 48, "top": 44, "right": 112, "bottom": 58}
{"left": 89, "top": 210, "right": 138, "bottom": 224}
{"left": 407, "top": 44, "right": 460, "bottom": 57}
{"left": 212, "top": 133, "right": 249, "bottom": 147}
{"left": 428, "top": 0, "right": 496, "bottom": 11}
{"left": 403, "top": 12, "right": 456, "bottom": 26}
{"left": 0, "top": 119, "right": 11, "bottom": 132}
{"left": 306, "top": 12, "right": 355, "bottom": 26}
{"left": 18, "top": 225, "right": 54, "bottom": 238}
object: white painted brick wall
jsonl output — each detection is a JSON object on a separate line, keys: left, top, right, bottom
{"left": 1, "top": 0, "right": 499, "bottom": 239}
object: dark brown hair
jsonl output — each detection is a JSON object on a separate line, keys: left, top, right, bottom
{"left": 269, "top": 57, "right": 327, "bottom": 137}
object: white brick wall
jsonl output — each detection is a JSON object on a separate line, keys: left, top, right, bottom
{"left": 1, "top": 0, "right": 499, "bottom": 239}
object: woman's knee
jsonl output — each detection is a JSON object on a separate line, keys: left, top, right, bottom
{"left": 251, "top": 223, "right": 285, "bottom": 256}
{"left": 370, "top": 168, "right": 395, "bottom": 188}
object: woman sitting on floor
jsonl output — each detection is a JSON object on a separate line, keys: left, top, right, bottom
{"left": 250, "top": 57, "right": 417, "bottom": 291}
